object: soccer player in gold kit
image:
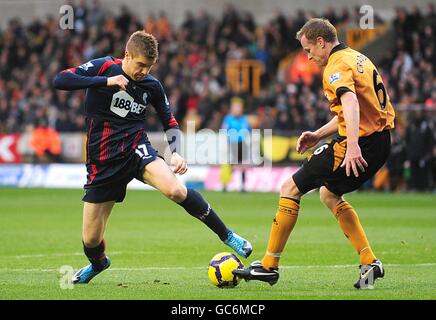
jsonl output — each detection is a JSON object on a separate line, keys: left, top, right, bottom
{"left": 234, "top": 18, "right": 395, "bottom": 289}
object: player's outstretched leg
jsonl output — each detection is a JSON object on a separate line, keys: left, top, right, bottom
{"left": 72, "top": 240, "right": 111, "bottom": 284}
{"left": 143, "top": 158, "right": 252, "bottom": 258}
{"left": 232, "top": 260, "right": 279, "bottom": 286}
{"left": 179, "top": 188, "right": 252, "bottom": 258}
{"left": 233, "top": 178, "right": 301, "bottom": 285}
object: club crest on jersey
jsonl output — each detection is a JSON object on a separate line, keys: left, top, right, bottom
{"left": 110, "top": 91, "right": 146, "bottom": 117}
{"left": 329, "top": 72, "right": 340, "bottom": 84}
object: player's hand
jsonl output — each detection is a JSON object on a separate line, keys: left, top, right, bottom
{"left": 171, "top": 152, "right": 188, "bottom": 175}
{"left": 341, "top": 142, "right": 368, "bottom": 177}
{"left": 107, "top": 75, "right": 129, "bottom": 90}
{"left": 296, "top": 131, "right": 320, "bottom": 154}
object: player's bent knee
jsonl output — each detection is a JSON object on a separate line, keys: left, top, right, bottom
{"left": 166, "top": 185, "right": 187, "bottom": 202}
{"left": 319, "top": 186, "right": 342, "bottom": 209}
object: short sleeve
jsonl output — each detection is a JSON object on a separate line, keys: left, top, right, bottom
{"left": 324, "top": 62, "right": 355, "bottom": 100}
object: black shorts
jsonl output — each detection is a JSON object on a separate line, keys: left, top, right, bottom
{"left": 82, "top": 138, "right": 160, "bottom": 203}
{"left": 293, "top": 130, "right": 391, "bottom": 196}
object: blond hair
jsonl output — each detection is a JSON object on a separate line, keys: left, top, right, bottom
{"left": 126, "top": 31, "right": 158, "bottom": 60}
{"left": 296, "top": 18, "right": 337, "bottom": 43}
{"left": 231, "top": 97, "right": 244, "bottom": 106}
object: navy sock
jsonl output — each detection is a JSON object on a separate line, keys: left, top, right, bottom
{"left": 83, "top": 240, "right": 107, "bottom": 271}
{"left": 178, "top": 189, "right": 229, "bottom": 241}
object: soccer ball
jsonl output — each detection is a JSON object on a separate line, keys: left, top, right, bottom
{"left": 208, "top": 252, "right": 244, "bottom": 288}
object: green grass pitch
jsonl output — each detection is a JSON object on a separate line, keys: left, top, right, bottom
{"left": 0, "top": 188, "right": 435, "bottom": 300}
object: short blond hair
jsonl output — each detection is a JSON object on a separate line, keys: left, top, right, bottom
{"left": 126, "top": 31, "right": 158, "bottom": 60}
{"left": 231, "top": 97, "right": 244, "bottom": 106}
{"left": 296, "top": 18, "right": 337, "bottom": 43}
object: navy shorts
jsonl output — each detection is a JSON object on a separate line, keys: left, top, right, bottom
{"left": 82, "top": 138, "right": 160, "bottom": 203}
{"left": 292, "top": 130, "right": 391, "bottom": 196}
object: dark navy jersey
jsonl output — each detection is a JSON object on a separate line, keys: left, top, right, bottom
{"left": 53, "top": 56, "right": 180, "bottom": 167}
{"left": 53, "top": 56, "right": 178, "bottom": 127}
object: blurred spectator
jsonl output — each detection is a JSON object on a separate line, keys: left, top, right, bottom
{"left": 144, "top": 13, "right": 156, "bottom": 35}
{"left": 405, "top": 110, "right": 435, "bottom": 191}
{"left": 386, "top": 127, "right": 408, "bottom": 191}
{"left": 288, "top": 50, "right": 321, "bottom": 86}
{"left": 87, "top": 0, "right": 105, "bottom": 28}
{"left": 29, "top": 120, "right": 63, "bottom": 163}
{"left": 117, "top": 5, "right": 131, "bottom": 34}
{"left": 221, "top": 97, "right": 251, "bottom": 192}
{"left": 157, "top": 11, "right": 172, "bottom": 41}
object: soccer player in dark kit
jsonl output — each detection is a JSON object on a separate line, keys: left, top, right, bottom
{"left": 53, "top": 31, "right": 252, "bottom": 284}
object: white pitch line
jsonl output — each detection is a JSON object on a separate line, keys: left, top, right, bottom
{"left": 0, "top": 263, "right": 435, "bottom": 273}
{"left": 12, "top": 251, "right": 191, "bottom": 259}
{"left": 14, "top": 253, "right": 81, "bottom": 259}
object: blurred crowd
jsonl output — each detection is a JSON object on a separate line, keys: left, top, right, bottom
{"left": 0, "top": 1, "right": 435, "bottom": 190}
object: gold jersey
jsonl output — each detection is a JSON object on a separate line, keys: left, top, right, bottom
{"left": 323, "top": 43, "right": 395, "bottom": 137}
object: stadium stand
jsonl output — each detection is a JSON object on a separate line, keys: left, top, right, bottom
{"left": 0, "top": 2, "right": 435, "bottom": 190}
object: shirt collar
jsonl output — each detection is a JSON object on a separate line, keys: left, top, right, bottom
{"left": 329, "top": 43, "right": 348, "bottom": 57}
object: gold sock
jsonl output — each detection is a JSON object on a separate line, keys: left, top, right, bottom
{"left": 261, "top": 197, "right": 299, "bottom": 270}
{"left": 333, "top": 201, "right": 376, "bottom": 265}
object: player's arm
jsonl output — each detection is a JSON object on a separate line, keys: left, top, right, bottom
{"left": 340, "top": 91, "right": 368, "bottom": 177}
{"left": 296, "top": 116, "right": 338, "bottom": 154}
{"left": 151, "top": 81, "right": 187, "bottom": 174}
{"left": 53, "top": 58, "right": 128, "bottom": 90}
{"left": 314, "top": 116, "right": 338, "bottom": 140}
{"left": 322, "top": 60, "right": 367, "bottom": 176}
